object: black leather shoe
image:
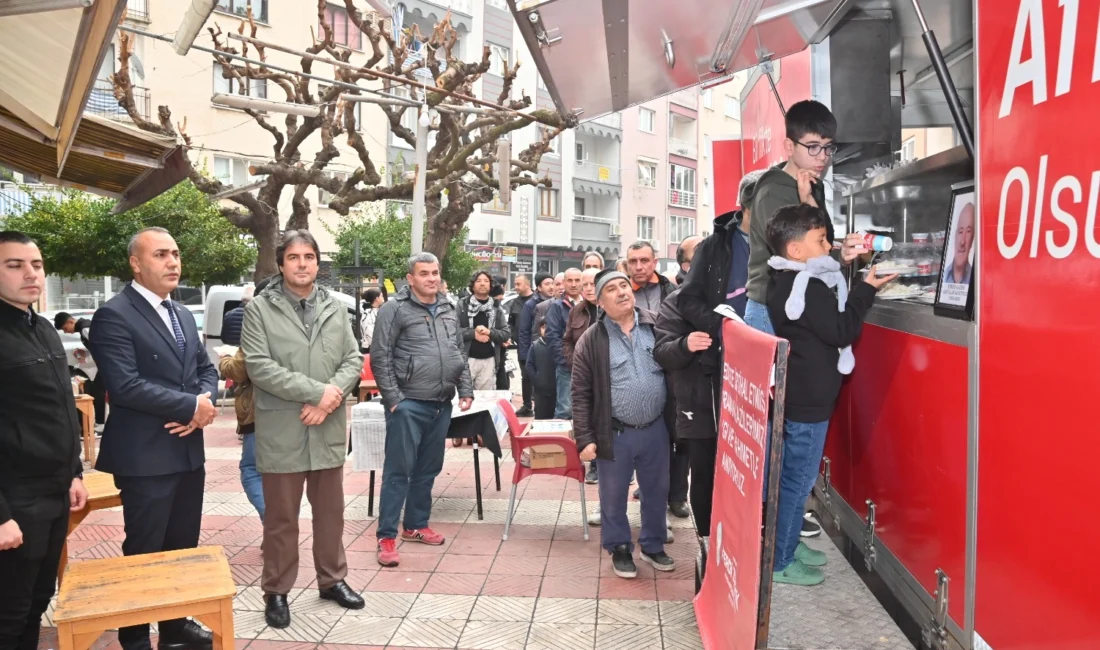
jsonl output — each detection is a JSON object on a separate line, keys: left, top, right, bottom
{"left": 668, "top": 501, "right": 691, "bottom": 519}
{"left": 319, "top": 581, "right": 365, "bottom": 610}
{"left": 610, "top": 544, "right": 637, "bottom": 579}
{"left": 157, "top": 620, "right": 213, "bottom": 650}
{"left": 515, "top": 406, "right": 533, "bottom": 418}
{"left": 264, "top": 594, "right": 291, "bottom": 629}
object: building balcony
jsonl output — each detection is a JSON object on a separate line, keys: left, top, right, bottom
{"left": 577, "top": 113, "right": 622, "bottom": 140}
{"left": 125, "top": 0, "right": 150, "bottom": 22}
{"left": 669, "top": 137, "right": 697, "bottom": 159}
{"left": 574, "top": 160, "right": 620, "bottom": 185}
{"left": 669, "top": 188, "right": 697, "bottom": 209}
{"left": 670, "top": 89, "right": 697, "bottom": 109}
{"left": 85, "top": 80, "right": 149, "bottom": 122}
{"left": 572, "top": 213, "right": 617, "bottom": 225}
{"left": 388, "top": 48, "right": 448, "bottom": 79}
{"left": 0, "top": 182, "right": 63, "bottom": 216}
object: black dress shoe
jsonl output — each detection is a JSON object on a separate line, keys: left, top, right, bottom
{"left": 157, "top": 620, "right": 213, "bottom": 650}
{"left": 264, "top": 594, "right": 291, "bottom": 629}
{"left": 668, "top": 501, "right": 691, "bottom": 519}
{"left": 319, "top": 581, "right": 365, "bottom": 609}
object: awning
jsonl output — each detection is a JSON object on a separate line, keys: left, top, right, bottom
{"left": 0, "top": 106, "right": 186, "bottom": 205}
{"left": 512, "top": 0, "right": 857, "bottom": 120}
{"left": 0, "top": 0, "right": 129, "bottom": 170}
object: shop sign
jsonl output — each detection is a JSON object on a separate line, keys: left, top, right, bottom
{"left": 695, "top": 320, "right": 782, "bottom": 649}
{"left": 975, "top": 0, "right": 1100, "bottom": 647}
{"left": 467, "top": 245, "right": 518, "bottom": 263}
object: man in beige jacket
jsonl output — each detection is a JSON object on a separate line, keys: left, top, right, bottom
{"left": 241, "top": 230, "right": 363, "bottom": 629}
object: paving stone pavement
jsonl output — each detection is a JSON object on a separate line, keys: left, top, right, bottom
{"left": 46, "top": 402, "right": 911, "bottom": 649}
{"left": 41, "top": 410, "right": 703, "bottom": 650}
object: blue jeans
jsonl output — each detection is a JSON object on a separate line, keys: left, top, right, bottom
{"left": 240, "top": 432, "right": 265, "bottom": 521}
{"left": 377, "top": 399, "right": 451, "bottom": 539}
{"left": 746, "top": 298, "right": 775, "bottom": 501}
{"left": 744, "top": 299, "right": 775, "bottom": 335}
{"left": 554, "top": 367, "right": 572, "bottom": 419}
{"left": 774, "top": 419, "right": 829, "bottom": 571}
{"left": 595, "top": 419, "right": 671, "bottom": 554}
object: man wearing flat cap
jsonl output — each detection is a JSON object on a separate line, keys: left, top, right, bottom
{"left": 570, "top": 270, "right": 676, "bottom": 580}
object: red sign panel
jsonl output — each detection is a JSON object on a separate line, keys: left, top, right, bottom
{"left": 695, "top": 320, "right": 779, "bottom": 650}
{"left": 740, "top": 49, "right": 811, "bottom": 175}
{"left": 976, "top": 1, "right": 1100, "bottom": 647}
{"left": 711, "top": 137, "right": 745, "bottom": 214}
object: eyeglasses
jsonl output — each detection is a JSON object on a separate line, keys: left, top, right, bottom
{"left": 795, "top": 141, "right": 838, "bottom": 157}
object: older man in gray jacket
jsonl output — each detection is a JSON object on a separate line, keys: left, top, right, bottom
{"left": 371, "top": 252, "right": 473, "bottom": 568}
{"left": 241, "top": 230, "right": 363, "bottom": 629}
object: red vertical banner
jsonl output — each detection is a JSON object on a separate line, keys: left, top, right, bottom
{"left": 711, "top": 137, "right": 745, "bottom": 215}
{"left": 695, "top": 320, "right": 779, "bottom": 650}
{"left": 976, "top": 1, "right": 1100, "bottom": 648}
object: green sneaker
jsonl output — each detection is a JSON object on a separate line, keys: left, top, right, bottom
{"left": 773, "top": 559, "right": 825, "bottom": 586}
{"left": 795, "top": 541, "right": 828, "bottom": 567}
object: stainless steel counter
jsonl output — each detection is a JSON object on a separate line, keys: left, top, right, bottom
{"left": 865, "top": 299, "right": 971, "bottom": 347}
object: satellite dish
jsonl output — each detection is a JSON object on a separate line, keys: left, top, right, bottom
{"left": 130, "top": 53, "right": 146, "bottom": 81}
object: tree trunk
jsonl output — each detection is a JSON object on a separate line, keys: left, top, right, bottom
{"left": 423, "top": 223, "right": 452, "bottom": 264}
{"left": 252, "top": 209, "right": 280, "bottom": 282}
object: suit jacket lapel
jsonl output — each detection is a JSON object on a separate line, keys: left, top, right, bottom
{"left": 123, "top": 284, "right": 185, "bottom": 362}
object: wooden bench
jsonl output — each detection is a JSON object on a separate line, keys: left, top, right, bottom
{"left": 53, "top": 546, "right": 236, "bottom": 650}
{"left": 59, "top": 471, "right": 121, "bottom": 586}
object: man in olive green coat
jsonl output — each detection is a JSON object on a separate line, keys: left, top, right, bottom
{"left": 241, "top": 230, "right": 364, "bottom": 629}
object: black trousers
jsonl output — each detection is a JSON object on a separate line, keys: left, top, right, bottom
{"left": 686, "top": 438, "right": 719, "bottom": 537}
{"left": 114, "top": 468, "right": 205, "bottom": 650}
{"left": 518, "top": 357, "right": 533, "bottom": 409}
{"left": 0, "top": 492, "right": 69, "bottom": 650}
{"left": 669, "top": 444, "right": 691, "bottom": 504}
{"left": 534, "top": 391, "right": 556, "bottom": 420}
{"left": 84, "top": 377, "right": 107, "bottom": 424}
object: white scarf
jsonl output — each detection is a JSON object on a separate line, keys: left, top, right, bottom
{"left": 767, "top": 255, "right": 855, "bottom": 375}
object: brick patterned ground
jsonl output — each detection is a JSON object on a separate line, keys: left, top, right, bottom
{"left": 39, "top": 408, "right": 703, "bottom": 650}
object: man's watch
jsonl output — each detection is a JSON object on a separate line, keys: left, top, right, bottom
{"left": 75, "top": 471, "right": 84, "bottom": 480}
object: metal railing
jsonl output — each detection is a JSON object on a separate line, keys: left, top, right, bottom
{"left": 574, "top": 160, "right": 621, "bottom": 185}
{"left": 670, "top": 89, "right": 698, "bottom": 109}
{"left": 125, "top": 0, "right": 149, "bottom": 22}
{"left": 86, "top": 80, "right": 150, "bottom": 122}
{"left": 0, "top": 184, "right": 63, "bottom": 216}
{"left": 572, "top": 214, "right": 617, "bottom": 225}
{"left": 669, "top": 188, "right": 697, "bottom": 209}
{"left": 669, "top": 137, "right": 698, "bottom": 158}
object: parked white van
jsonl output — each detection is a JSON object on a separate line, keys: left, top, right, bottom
{"left": 203, "top": 284, "right": 359, "bottom": 365}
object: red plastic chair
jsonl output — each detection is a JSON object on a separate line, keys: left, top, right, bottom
{"left": 496, "top": 398, "right": 589, "bottom": 541}
{"left": 361, "top": 354, "right": 374, "bottom": 381}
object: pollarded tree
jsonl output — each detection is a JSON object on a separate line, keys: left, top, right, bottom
{"left": 110, "top": 0, "right": 570, "bottom": 280}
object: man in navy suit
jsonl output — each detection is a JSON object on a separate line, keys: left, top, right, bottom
{"left": 89, "top": 227, "right": 219, "bottom": 650}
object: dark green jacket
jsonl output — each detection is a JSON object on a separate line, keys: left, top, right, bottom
{"left": 745, "top": 164, "right": 832, "bottom": 304}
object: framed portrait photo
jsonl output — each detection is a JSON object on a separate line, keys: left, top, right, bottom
{"left": 934, "top": 180, "right": 976, "bottom": 320}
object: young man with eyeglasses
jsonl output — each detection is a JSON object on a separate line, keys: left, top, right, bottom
{"left": 743, "top": 100, "right": 868, "bottom": 337}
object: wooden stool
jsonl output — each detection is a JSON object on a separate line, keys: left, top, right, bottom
{"left": 59, "top": 471, "right": 121, "bottom": 586}
{"left": 74, "top": 394, "right": 95, "bottom": 465}
{"left": 53, "top": 547, "right": 236, "bottom": 650}
{"left": 358, "top": 379, "right": 378, "bottom": 402}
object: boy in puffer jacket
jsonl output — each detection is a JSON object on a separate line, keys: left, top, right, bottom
{"left": 763, "top": 204, "right": 895, "bottom": 587}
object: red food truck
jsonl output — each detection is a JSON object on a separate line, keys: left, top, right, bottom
{"left": 513, "top": 0, "right": 1100, "bottom": 647}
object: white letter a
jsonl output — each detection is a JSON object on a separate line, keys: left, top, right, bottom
{"left": 1000, "top": 0, "right": 1049, "bottom": 118}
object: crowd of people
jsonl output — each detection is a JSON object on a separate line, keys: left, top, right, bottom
{"left": 0, "top": 98, "right": 902, "bottom": 650}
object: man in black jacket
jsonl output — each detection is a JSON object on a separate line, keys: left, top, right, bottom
{"left": 219, "top": 285, "right": 253, "bottom": 346}
{"left": 55, "top": 311, "right": 106, "bottom": 425}
{"left": 508, "top": 275, "right": 535, "bottom": 416}
{"left": 0, "top": 231, "right": 88, "bottom": 650}
{"left": 653, "top": 289, "right": 718, "bottom": 538}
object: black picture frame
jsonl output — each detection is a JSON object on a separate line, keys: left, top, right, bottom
{"left": 934, "top": 180, "right": 976, "bottom": 320}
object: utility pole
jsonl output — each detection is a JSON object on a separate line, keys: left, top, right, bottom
{"left": 411, "top": 105, "right": 429, "bottom": 255}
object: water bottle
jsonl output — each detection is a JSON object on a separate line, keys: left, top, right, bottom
{"left": 859, "top": 232, "right": 893, "bottom": 252}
